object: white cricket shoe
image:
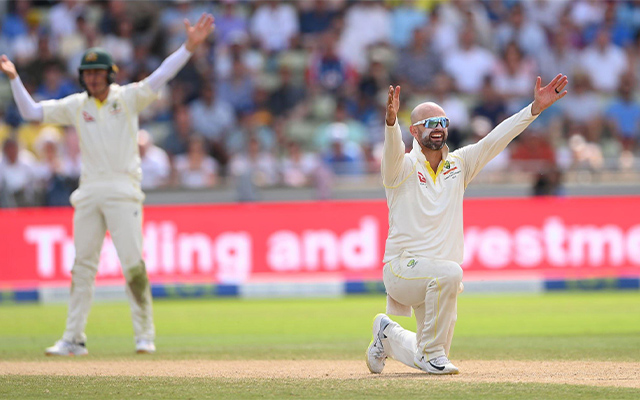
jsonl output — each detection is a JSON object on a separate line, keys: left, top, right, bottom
{"left": 366, "top": 313, "right": 391, "bottom": 374}
{"left": 45, "top": 340, "right": 88, "bottom": 356}
{"left": 135, "top": 340, "right": 156, "bottom": 354}
{"left": 414, "top": 355, "right": 459, "bottom": 375}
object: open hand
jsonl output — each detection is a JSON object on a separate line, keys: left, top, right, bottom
{"left": 0, "top": 55, "right": 17, "bottom": 80}
{"left": 184, "top": 13, "right": 215, "bottom": 52}
{"left": 531, "top": 74, "right": 568, "bottom": 115}
{"left": 386, "top": 85, "right": 400, "bottom": 126}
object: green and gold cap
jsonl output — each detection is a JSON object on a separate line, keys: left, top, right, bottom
{"left": 79, "top": 48, "right": 118, "bottom": 71}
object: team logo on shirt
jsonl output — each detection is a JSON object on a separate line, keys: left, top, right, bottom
{"left": 407, "top": 259, "right": 417, "bottom": 268}
{"left": 444, "top": 166, "right": 460, "bottom": 181}
{"left": 82, "top": 111, "right": 95, "bottom": 122}
{"left": 109, "top": 101, "right": 122, "bottom": 115}
{"left": 417, "top": 171, "right": 427, "bottom": 185}
{"left": 444, "top": 161, "right": 451, "bottom": 169}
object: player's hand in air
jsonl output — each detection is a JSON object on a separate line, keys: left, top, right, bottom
{"left": 184, "top": 13, "right": 215, "bottom": 52}
{"left": 386, "top": 85, "right": 401, "bottom": 126}
{"left": 531, "top": 74, "right": 568, "bottom": 115}
{"left": 0, "top": 55, "right": 18, "bottom": 80}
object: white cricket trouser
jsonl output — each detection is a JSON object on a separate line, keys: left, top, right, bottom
{"left": 382, "top": 254, "right": 462, "bottom": 368}
{"left": 62, "top": 179, "right": 155, "bottom": 344}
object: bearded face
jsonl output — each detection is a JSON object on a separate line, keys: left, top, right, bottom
{"left": 420, "top": 127, "right": 447, "bottom": 150}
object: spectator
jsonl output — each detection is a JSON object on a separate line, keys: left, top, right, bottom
{"left": 0, "top": 138, "right": 37, "bottom": 207}
{"left": 444, "top": 26, "right": 496, "bottom": 94}
{"left": 60, "top": 127, "right": 81, "bottom": 182}
{"left": 189, "top": 82, "right": 236, "bottom": 144}
{"left": 556, "top": 127, "right": 604, "bottom": 171}
{"left": 0, "top": 22, "right": 13, "bottom": 60}
{"left": 163, "top": 105, "right": 194, "bottom": 157}
{"left": 390, "top": 0, "right": 428, "bottom": 49}
{"left": 461, "top": 116, "right": 510, "bottom": 172}
{"left": 322, "top": 127, "right": 365, "bottom": 176}
{"left": 215, "top": 31, "right": 264, "bottom": 80}
{"left": 160, "top": 0, "right": 211, "bottom": 53}
{"left": 48, "top": 0, "right": 85, "bottom": 40}
{"left": 315, "top": 102, "right": 366, "bottom": 152}
{"left": 23, "top": 34, "right": 66, "bottom": 87}
{"left": 269, "top": 65, "right": 306, "bottom": 117}
{"left": 532, "top": 167, "right": 564, "bottom": 196}
{"left": 393, "top": 28, "right": 441, "bottom": 92}
{"left": 99, "top": 0, "right": 128, "bottom": 36}
{"left": 36, "top": 64, "right": 77, "bottom": 101}
{"left": 439, "top": 0, "right": 492, "bottom": 47}
{"left": 225, "top": 111, "right": 276, "bottom": 156}
{"left": 538, "top": 27, "right": 580, "bottom": 83}
{"left": 217, "top": 58, "right": 255, "bottom": 113}
{"left": 428, "top": 4, "right": 458, "bottom": 55}
{"left": 472, "top": 77, "right": 508, "bottom": 127}
{"left": 583, "top": 2, "right": 633, "bottom": 48}
{"left": 102, "top": 19, "right": 135, "bottom": 66}
{"left": 492, "top": 42, "right": 538, "bottom": 114}
{"left": 173, "top": 135, "right": 219, "bottom": 189}
{"left": 560, "top": 73, "right": 603, "bottom": 142}
{"left": 523, "top": 0, "right": 567, "bottom": 31}
{"left": 230, "top": 136, "right": 280, "bottom": 187}
{"left": 59, "top": 14, "right": 91, "bottom": 61}
{"left": 606, "top": 74, "right": 640, "bottom": 152}
{"left": 580, "top": 28, "right": 629, "bottom": 93}
{"left": 2, "top": 0, "right": 30, "bottom": 40}
{"left": 11, "top": 10, "right": 41, "bottom": 66}
{"left": 138, "top": 130, "right": 170, "bottom": 190}
{"left": 281, "top": 141, "right": 320, "bottom": 188}
{"left": 306, "top": 31, "right": 358, "bottom": 94}
{"left": 32, "top": 128, "right": 74, "bottom": 206}
{"left": 299, "top": 0, "right": 339, "bottom": 36}
{"left": 570, "top": 0, "right": 605, "bottom": 29}
{"left": 214, "top": 0, "right": 248, "bottom": 48}
{"left": 494, "top": 2, "right": 548, "bottom": 58}
{"left": 250, "top": 1, "right": 299, "bottom": 52}
{"left": 338, "top": 0, "right": 391, "bottom": 72}
{"left": 510, "top": 130, "right": 556, "bottom": 172}
{"left": 511, "top": 128, "right": 556, "bottom": 172}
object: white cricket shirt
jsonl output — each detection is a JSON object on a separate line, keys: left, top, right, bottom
{"left": 41, "top": 79, "right": 158, "bottom": 185}
{"left": 382, "top": 104, "right": 538, "bottom": 264}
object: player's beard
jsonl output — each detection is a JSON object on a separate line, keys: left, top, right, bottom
{"left": 421, "top": 130, "right": 447, "bottom": 150}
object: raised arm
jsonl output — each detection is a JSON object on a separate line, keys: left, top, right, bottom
{"left": 381, "top": 85, "right": 406, "bottom": 187}
{"left": 455, "top": 74, "right": 568, "bottom": 187}
{"left": 146, "top": 13, "right": 215, "bottom": 92}
{"left": 1, "top": 55, "right": 43, "bottom": 121}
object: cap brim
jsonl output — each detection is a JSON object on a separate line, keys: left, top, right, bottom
{"left": 79, "top": 64, "right": 111, "bottom": 70}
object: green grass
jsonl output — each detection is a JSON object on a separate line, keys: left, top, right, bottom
{"left": 1, "top": 292, "right": 639, "bottom": 399}
{"left": 1, "top": 292, "right": 639, "bottom": 361}
{"left": 1, "top": 376, "right": 639, "bottom": 400}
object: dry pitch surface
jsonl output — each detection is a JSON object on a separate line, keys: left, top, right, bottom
{"left": 2, "top": 360, "right": 639, "bottom": 388}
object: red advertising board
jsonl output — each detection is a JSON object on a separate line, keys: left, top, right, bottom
{"left": 1, "top": 197, "right": 639, "bottom": 288}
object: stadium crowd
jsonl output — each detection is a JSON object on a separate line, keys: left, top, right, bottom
{"left": 1, "top": 0, "right": 640, "bottom": 206}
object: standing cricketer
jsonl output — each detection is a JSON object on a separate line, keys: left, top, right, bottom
{"left": 0, "top": 13, "right": 215, "bottom": 356}
{"left": 366, "top": 74, "right": 568, "bottom": 374}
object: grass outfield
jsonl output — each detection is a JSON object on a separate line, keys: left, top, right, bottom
{"left": 1, "top": 292, "right": 639, "bottom": 399}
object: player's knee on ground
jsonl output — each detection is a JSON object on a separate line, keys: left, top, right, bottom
{"left": 123, "top": 261, "right": 150, "bottom": 305}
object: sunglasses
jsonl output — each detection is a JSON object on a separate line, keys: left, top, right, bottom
{"left": 412, "top": 117, "right": 450, "bottom": 129}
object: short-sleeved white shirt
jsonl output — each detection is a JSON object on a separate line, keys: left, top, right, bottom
{"left": 40, "top": 79, "right": 158, "bottom": 185}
